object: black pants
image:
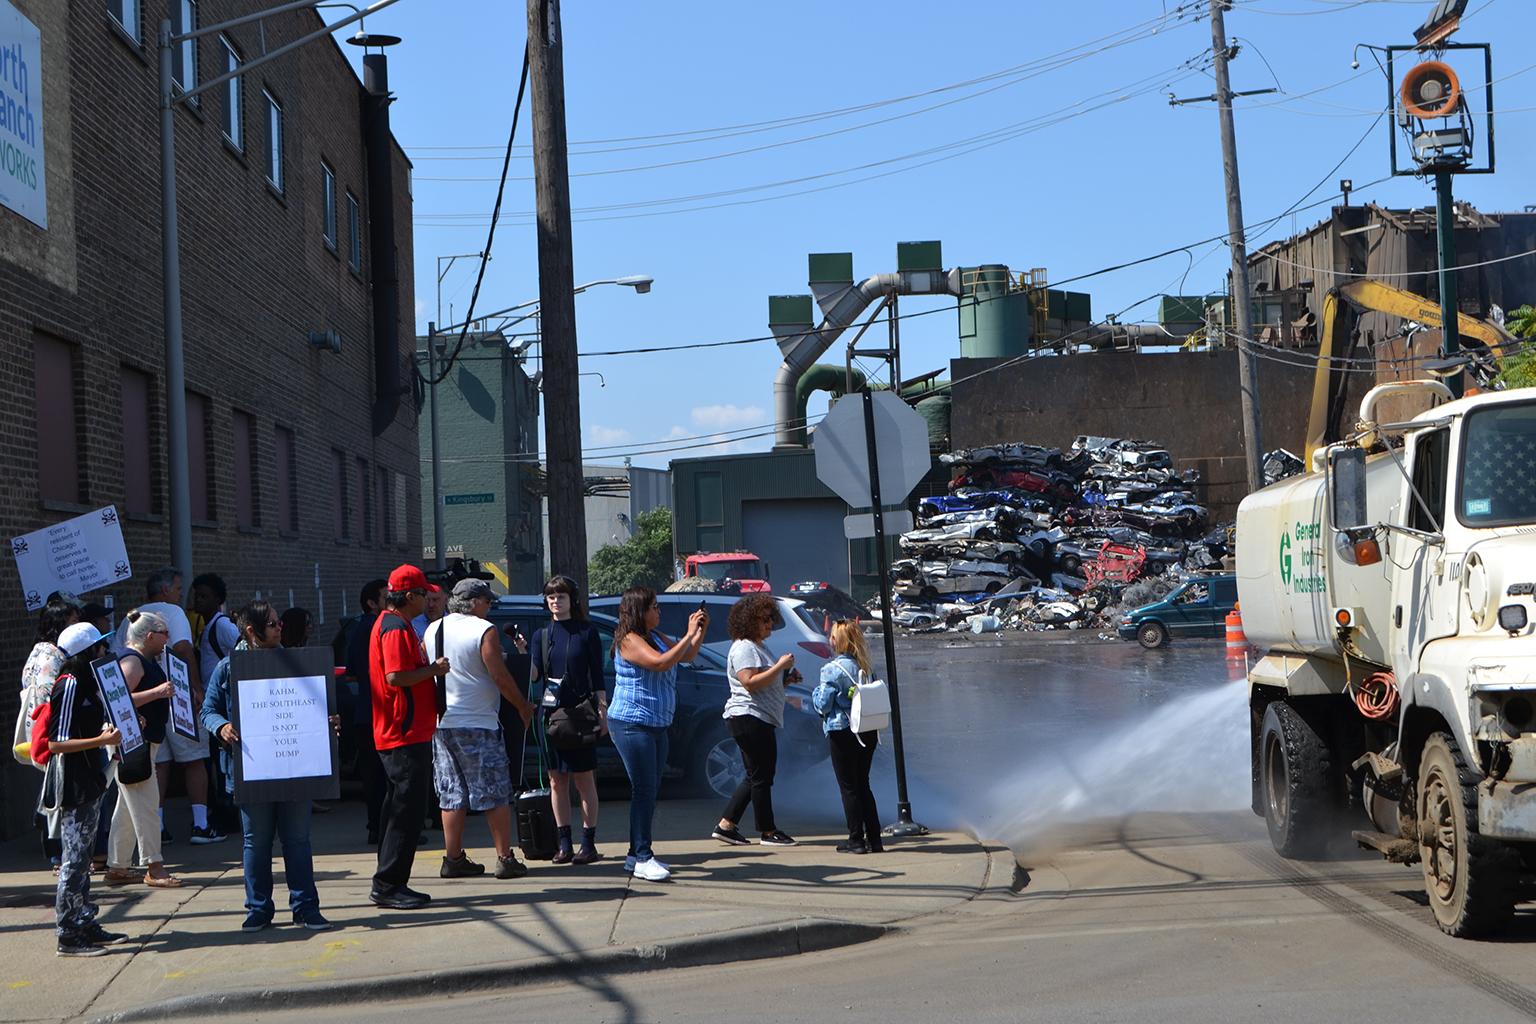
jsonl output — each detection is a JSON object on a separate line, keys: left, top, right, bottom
{"left": 828, "top": 730, "right": 882, "bottom": 845}
{"left": 721, "top": 715, "right": 778, "bottom": 833}
{"left": 358, "top": 730, "right": 385, "bottom": 834}
{"left": 374, "top": 742, "right": 432, "bottom": 892}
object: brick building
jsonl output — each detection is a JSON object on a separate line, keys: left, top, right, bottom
{"left": 0, "top": 1, "right": 420, "bottom": 835}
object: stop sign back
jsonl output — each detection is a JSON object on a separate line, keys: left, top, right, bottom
{"left": 813, "top": 391, "right": 932, "bottom": 508}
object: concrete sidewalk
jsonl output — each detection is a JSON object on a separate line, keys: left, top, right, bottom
{"left": 0, "top": 798, "right": 1005, "bottom": 1023}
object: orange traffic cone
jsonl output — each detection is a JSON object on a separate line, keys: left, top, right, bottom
{"left": 1226, "top": 603, "right": 1248, "bottom": 669}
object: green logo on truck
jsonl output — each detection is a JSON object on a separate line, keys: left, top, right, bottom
{"left": 1282, "top": 520, "right": 1325, "bottom": 593}
{"left": 1279, "top": 532, "right": 1292, "bottom": 586}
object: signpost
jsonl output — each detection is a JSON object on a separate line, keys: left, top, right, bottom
{"left": 814, "top": 388, "right": 930, "bottom": 837}
{"left": 444, "top": 493, "right": 496, "bottom": 506}
{"left": 229, "top": 647, "right": 339, "bottom": 803}
{"left": 10, "top": 506, "right": 131, "bottom": 611}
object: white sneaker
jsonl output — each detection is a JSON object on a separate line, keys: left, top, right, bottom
{"left": 631, "top": 858, "right": 671, "bottom": 882}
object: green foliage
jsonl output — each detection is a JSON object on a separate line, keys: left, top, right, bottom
{"left": 1493, "top": 305, "right": 1536, "bottom": 391}
{"left": 1509, "top": 305, "right": 1536, "bottom": 339}
{"left": 587, "top": 506, "right": 674, "bottom": 596}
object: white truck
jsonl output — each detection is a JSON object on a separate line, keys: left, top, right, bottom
{"left": 1237, "top": 380, "right": 1536, "bottom": 937}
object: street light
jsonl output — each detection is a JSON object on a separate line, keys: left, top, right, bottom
{"left": 159, "top": 0, "right": 402, "bottom": 583}
{"left": 424, "top": 275, "right": 652, "bottom": 572}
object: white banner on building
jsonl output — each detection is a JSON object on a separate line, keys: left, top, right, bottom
{"left": 0, "top": 0, "right": 44, "bottom": 229}
{"left": 11, "top": 506, "right": 131, "bottom": 610}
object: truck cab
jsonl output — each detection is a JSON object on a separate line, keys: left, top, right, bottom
{"left": 682, "top": 552, "right": 771, "bottom": 593}
{"left": 1238, "top": 381, "right": 1536, "bottom": 937}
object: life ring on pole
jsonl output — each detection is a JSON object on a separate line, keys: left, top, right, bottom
{"left": 1400, "top": 61, "right": 1462, "bottom": 120}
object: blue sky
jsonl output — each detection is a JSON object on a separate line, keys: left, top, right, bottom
{"left": 334, "top": 0, "right": 1533, "bottom": 469}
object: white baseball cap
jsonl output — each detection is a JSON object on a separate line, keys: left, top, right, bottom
{"left": 58, "top": 622, "right": 113, "bottom": 657}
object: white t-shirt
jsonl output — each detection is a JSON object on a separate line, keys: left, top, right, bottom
{"left": 424, "top": 612, "right": 501, "bottom": 731}
{"left": 723, "top": 639, "right": 784, "bottom": 727}
{"left": 198, "top": 610, "right": 241, "bottom": 681}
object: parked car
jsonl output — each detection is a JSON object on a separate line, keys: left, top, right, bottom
{"left": 786, "top": 582, "right": 865, "bottom": 629}
{"left": 1115, "top": 573, "right": 1238, "bottom": 649}
{"left": 491, "top": 596, "right": 826, "bottom": 799}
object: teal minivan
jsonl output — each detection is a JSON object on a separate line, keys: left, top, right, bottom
{"left": 1116, "top": 573, "right": 1238, "bottom": 649}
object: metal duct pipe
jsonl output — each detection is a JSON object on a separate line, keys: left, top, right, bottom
{"left": 362, "top": 53, "right": 402, "bottom": 436}
{"left": 794, "top": 363, "right": 866, "bottom": 439}
{"left": 773, "top": 268, "right": 961, "bottom": 447}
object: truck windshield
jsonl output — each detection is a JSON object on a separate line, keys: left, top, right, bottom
{"left": 1459, "top": 401, "right": 1536, "bottom": 527}
{"left": 696, "top": 560, "right": 763, "bottom": 582}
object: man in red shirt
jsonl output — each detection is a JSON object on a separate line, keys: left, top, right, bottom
{"left": 369, "top": 565, "right": 450, "bottom": 910}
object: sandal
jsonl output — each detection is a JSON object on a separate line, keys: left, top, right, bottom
{"left": 144, "top": 873, "right": 184, "bottom": 889}
{"left": 104, "top": 868, "right": 141, "bottom": 886}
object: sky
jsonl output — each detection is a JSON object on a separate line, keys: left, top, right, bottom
{"left": 331, "top": 0, "right": 1534, "bottom": 470}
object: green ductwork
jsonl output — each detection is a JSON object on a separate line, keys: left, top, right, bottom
{"left": 795, "top": 363, "right": 866, "bottom": 433}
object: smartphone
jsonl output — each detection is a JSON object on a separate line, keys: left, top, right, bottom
{"left": 697, "top": 599, "right": 708, "bottom": 614}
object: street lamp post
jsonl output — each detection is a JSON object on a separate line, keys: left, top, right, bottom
{"left": 159, "top": 0, "right": 401, "bottom": 582}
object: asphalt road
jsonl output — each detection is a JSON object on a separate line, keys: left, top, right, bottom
{"left": 242, "top": 636, "right": 1536, "bottom": 1023}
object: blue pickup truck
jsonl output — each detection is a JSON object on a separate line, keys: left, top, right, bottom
{"left": 1116, "top": 573, "right": 1238, "bottom": 649}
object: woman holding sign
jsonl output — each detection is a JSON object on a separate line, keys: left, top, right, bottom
{"left": 104, "top": 610, "right": 181, "bottom": 888}
{"left": 201, "top": 601, "right": 334, "bottom": 933}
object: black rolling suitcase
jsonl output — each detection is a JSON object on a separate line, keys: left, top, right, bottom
{"left": 516, "top": 712, "right": 557, "bottom": 860}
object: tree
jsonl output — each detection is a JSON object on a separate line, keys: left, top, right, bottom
{"left": 1493, "top": 305, "right": 1536, "bottom": 390}
{"left": 588, "top": 506, "right": 674, "bottom": 596}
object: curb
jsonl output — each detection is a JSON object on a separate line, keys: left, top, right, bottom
{"left": 85, "top": 919, "right": 891, "bottom": 1022}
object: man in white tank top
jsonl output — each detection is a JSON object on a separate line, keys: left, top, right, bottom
{"left": 423, "top": 579, "right": 536, "bottom": 881}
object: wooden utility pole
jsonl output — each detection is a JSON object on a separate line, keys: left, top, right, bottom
{"left": 528, "top": 0, "right": 588, "bottom": 591}
{"left": 1210, "top": 0, "right": 1264, "bottom": 493}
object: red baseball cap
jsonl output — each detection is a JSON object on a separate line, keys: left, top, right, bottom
{"left": 388, "top": 564, "right": 440, "bottom": 593}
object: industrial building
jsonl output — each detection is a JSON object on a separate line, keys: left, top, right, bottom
{"left": 1, "top": 2, "right": 419, "bottom": 835}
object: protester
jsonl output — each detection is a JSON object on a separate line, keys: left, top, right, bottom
{"left": 142, "top": 568, "right": 223, "bottom": 845}
{"left": 77, "top": 602, "right": 112, "bottom": 635}
{"left": 344, "top": 579, "right": 387, "bottom": 844}
{"left": 368, "top": 565, "right": 449, "bottom": 910}
{"left": 104, "top": 610, "right": 181, "bottom": 888}
{"left": 711, "top": 595, "right": 798, "bottom": 848}
{"left": 423, "top": 579, "right": 535, "bottom": 880}
{"left": 47, "top": 622, "right": 127, "bottom": 957}
{"left": 279, "top": 608, "right": 313, "bottom": 649}
{"left": 191, "top": 575, "right": 241, "bottom": 681}
{"left": 608, "top": 587, "right": 705, "bottom": 882}
{"left": 812, "top": 622, "right": 885, "bottom": 855}
{"left": 530, "top": 575, "right": 608, "bottom": 865}
{"left": 412, "top": 587, "right": 447, "bottom": 640}
{"left": 201, "top": 601, "right": 334, "bottom": 932}
{"left": 20, "top": 596, "right": 81, "bottom": 869}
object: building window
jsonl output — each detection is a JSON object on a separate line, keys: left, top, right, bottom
{"left": 333, "top": 449, "right": 350, "bottom": 539}
{"left": 275, "top": 425, "right": 298, "bottom": 533}
{"left": 171, "top": 0, "right": 198, "bottom": 99}
{"left": 264, "top": 90, "right": 283, "bottom": 191}
{"left": 186, "top": 390, "right": 212, "bottom": 521}
{"left": 220, "top": 36, "right": 242, "bottom": 150}
{"left": 232, "top": 410, "right": 260, "bottom": 530}
{"left": 33, "top": 336, "right": 80, "bottom": 504}
{"left": 357, "top": 457, "right": 372, "bottom": 541}
{"left": 346, "top": 192, "right": 362, "bottom": 271}
{"left": 321, "top": 162, "right": 337, "bottom": 251}
{"left": 378, "top": 468, "right": 393, "bottom": 546}
{"left": 108, "top": 0, "right": 139, "bottom": 43}
{"left": 120, "top": 367, "right": 155, "bottom": 515}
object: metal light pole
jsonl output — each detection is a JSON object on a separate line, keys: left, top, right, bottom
{"left": 1433, "top": 170, "right": 1463, "bottom": 398}
{"left": 159, "top": 0, "right": 401, "bottom": 581}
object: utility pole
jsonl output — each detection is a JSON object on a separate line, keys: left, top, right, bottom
{"left": 1433, "top": 170, "right": 1463, "bottom": 398}
{"left": 1210, "top": 0, "right": 1264, "bottom": 493}
{"left": 528, "top": 0, "right": 588, "bottom": 592}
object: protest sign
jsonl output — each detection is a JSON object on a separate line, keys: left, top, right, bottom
{"left": 166, "top": 650, "right": 197, "bottom": 740}
{"left": 10, "top": 506, "right": 130, "bottom": 611}
{"left": 91, "top": 655, "right": 144, "bottom": 755}
{"left": 229, "top": 647, "right": 338, "bottom": 803}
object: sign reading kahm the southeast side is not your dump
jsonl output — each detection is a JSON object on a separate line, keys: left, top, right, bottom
{"left": 236, "top": 675, "right": 331, "bottom": 782}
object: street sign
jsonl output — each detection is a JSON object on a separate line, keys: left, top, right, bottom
{"left": 444, "top": 493, "right": 495, "bottom": 506}
{"left": 844, "top": 510, "right": 914, "bottom": 540}
{"left": 814, "top": 391, "right": 931, "bottom": 508}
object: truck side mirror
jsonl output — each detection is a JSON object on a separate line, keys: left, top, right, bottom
{"left": 1330, "top": 447, "right": 1369, "bottom": 531}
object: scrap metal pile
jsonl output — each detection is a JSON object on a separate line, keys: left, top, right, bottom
{"left": 885, "top": 436, "right": 1231, "bottom": 632}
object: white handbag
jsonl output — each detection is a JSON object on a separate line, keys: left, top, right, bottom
{"left": 835, "top": 662, "right": 891, "bottom": 738}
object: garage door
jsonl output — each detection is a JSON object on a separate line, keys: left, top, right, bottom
{"left": 742, "top": 498, "right": 849, "bottom": 592}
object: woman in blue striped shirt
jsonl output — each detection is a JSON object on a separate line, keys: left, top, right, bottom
{"left": 608, "top": 587, "right": 705, "bottom": 882}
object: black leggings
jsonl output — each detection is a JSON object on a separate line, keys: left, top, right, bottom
{"left": 721, "top": 715, "right": 778, "bottom": 833}
{"left": 827, "top": 730, "right": 881, "bottom": 845}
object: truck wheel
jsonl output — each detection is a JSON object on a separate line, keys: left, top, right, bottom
{"left": 1417, "top": 731, "right": 1519, "bottom": 937}
{"left": 1260, "top": 702, "right": 1336, "bottom": 859}
{"left": 1136, "top": 621, "right": 1168, "bottom": 649}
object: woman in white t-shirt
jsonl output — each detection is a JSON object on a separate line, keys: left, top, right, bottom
{"left": 710, "top": 594, "right": 799, "bottom": 848}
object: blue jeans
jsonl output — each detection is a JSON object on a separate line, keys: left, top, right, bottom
{"left": 239, "top": 800, "right": 317, "bottom": 921}
{"left": 608, "top": 719, "right": 668, "bottom": 862}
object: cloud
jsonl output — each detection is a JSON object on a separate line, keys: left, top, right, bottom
{"left": 664, "top": 425, "right": 690, "bottom": 440}
{"left": 588, "top": 425, "right": 632, "bottom": 446}
{"left": 690, "top": 404, "right": 765, "bottom": 431}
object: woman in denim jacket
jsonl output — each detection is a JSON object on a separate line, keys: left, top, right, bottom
{"left": 811, "top": 621, "right": 884, "bottom": 855}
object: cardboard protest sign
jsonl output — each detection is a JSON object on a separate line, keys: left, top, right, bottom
{"left": 91, "top": 655, "right": 144, "bottom": 755}
{"left": 11, "top": 506, "right": 131, "bottom": 611}
{"left": 166, "top": 650, "right": 197, "bottom": 740}
{"left": 229, "top": 647, "right": 339, "bottom": 803}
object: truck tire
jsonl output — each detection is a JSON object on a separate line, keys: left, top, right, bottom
{"left": 1136, "top": 621, "right": 1168, "bottom": 649}
{"left": 1260, "top": 701, "right": 1336, "bottom": 859}
{"left": 1417, "top": 731, "right": 1519, "bottom": 937}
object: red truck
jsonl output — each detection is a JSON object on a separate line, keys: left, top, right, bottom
{"left": 682, "top": 552, "right": 771, "bottom": 593}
